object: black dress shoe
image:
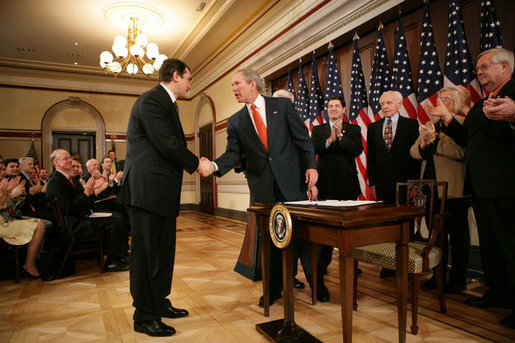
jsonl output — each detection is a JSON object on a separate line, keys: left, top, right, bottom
{"left": 317, "top": 284, "right": 329, "bottom": 302}
{"left": 379, "top": 268, "right": 396, "bottom": 278}
{"left": 500, "top": 314, "right": 515, "bottom": 329}
{"left": 22, "top": 268, "right": 40, "bottom": 279}
{"left": 465, "top": 296, "right": 503, "bottom": 308}
{"left": 293, "top": 278, "right": 305, "bottom": 289}
{"left": 160, "top": 306, "right": 189, "bottom": 318}
{"left": 445, "top": 282, "right": 466, "bottom": 294}
{"left": 259, "top": 294, "right": 282, "bottom": 307}
{"left": 134, "top": 319, "right": 175, "bottom": 337}
{"left": 105, "top": 261, "right": 129, "bottom": 272}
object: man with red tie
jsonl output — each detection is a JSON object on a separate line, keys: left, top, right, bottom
{"left": 199, "top": 68, "right": 318, "bottom": 307}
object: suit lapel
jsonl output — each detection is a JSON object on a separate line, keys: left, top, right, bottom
{"left": 157, "top": 84, "right": 186, "bottom": 146}
{"left": 264, "top": 97, "right": 277, "bottom": 152}
{"left": 237, "top": 106, "right": 267, "bottom": 153}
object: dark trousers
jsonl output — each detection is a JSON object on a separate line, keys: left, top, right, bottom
{"left": 473, "top": 197, "right": 515, "bottom": 312}
{"left": 85, "top": 211, "right": 127, "bottom": 262}
{"left": 128, "top": 206, "right": 177, "bottom": 321}
{"left": 444, "top": 197, "right": 470, "bottom": 286}
{"left": 292, "top": 238, "right": 311, "bottom": 280}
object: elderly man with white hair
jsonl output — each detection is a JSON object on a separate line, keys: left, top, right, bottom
{"left": 431, "top": 48, "right": 515, "bottom": 329}
{"left": 366, "top": 90, "right": 421, "bottom": 278}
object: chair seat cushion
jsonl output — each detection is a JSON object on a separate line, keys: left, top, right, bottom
{"left": 353, "top": 242, "right": 441, "bottom": 273}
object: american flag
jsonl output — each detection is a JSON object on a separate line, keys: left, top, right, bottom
{"left": 368, "top": 24, "right": 391, "bottom": 121}
{"left": 294, "top": 61, "right": 310, "bottom": 127}
{"left": 324, "top": 46, "right": 345, "bottom": 122}
{"left": 308, "top": 53, "right": 325, "bottom": 131}
{"left": 480, "top": 0, "right": 503, "bottom": 51}
{"left": 444, "top": 0, "right": 482, "bottom": 103}
{"left": 27, "top": 141, "right": 40, "bottom": 174}
{"left": 390, "top": 16, "right": 418, "bottom": 119}
{"left": 417, "top": 1, "right": 443, "bottom": 124}
{"left": 287, "top": 67, "right": 296, "bottom": 101}
{"left": 349, "top": 35, "right": 372, "bottom": 200}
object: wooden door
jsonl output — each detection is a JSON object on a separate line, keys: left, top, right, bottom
{"left": 199, "top": 124, "right": 214, "bottom": 214}
{"left": 52, "top": 132, "right": 95, "bottom": 168}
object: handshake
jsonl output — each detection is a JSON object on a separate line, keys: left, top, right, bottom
{"left": 197, "top": 157, "right": 216, "bottom": 177}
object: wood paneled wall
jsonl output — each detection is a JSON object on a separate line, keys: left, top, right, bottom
{"left": 272, "top": 0, "right": 513, "bottom": 108}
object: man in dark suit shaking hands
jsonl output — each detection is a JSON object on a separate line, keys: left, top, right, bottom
{"left": 367, "top": 90, "right": 420, "bottom": 204}
{"left": 119, "top": 59, "right": 211, "bottom": 337}
{"left": 199, "top": 68, "right": 318, "bottom": 307}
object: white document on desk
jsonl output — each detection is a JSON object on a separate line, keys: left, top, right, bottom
{"left": 88, "top": 212, "right": 112, "bottom": 218}
{"left": 283, "top": 200, "right": 381, "bottom": 207}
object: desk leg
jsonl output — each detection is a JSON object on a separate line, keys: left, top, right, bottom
{"left": 396, "top": 221, "right": 409, "bottom": 343}
{"left": 339, "top": 252, "right": 354, "bottom": 343}
{"left": 259, "top": 216, "right": 271, "bottom": 317}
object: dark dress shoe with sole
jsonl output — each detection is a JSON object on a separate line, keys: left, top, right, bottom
{"left": 105, "top": 261, "right": 129, "bottom": 272}
{"left": 160, "top": 306, "right": 189, "bottom": 318}
{"left": 259, "top": 294, "right": 282, "bottom": 307}
{"left": 134, "top": 319, "right": 176, "bottom": 337}
{"left": 293, "top": 278, "right": 305, "bottom": 289}
{"left": 317, "top": 284, "right": 329, "bottom": 302}
{"left": 22, "top": 268, "right": 40, "bottom": 279}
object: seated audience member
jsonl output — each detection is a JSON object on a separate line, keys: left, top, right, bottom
{"left": 4, "top": 158, "right": 19, "bottom": 177}
{"left": 0, "top": 163, "right": 46, "bottom": 278}
{"left": 108, "top": 149, "right": 124, "bottom": 172}
{"left": 45, "top": 149, "right": 129, "bottom": 272}
{"left": 39, "top": 168, "right": 49, "bottom": 184}
{"left": 17, "top": 157, "right": 54, "bottom": 222}
{"left": 101, "top": 156, "right": 123, "bottom": 192}
{"left": 411, "top": 87, "right": 470, "bottom": 293}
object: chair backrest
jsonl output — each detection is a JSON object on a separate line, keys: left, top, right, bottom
{"left": 47, "top": 197, "right": 71, "bottom": 244}
{"left": 396, "top": 180, "right": 448, "bottom": 268}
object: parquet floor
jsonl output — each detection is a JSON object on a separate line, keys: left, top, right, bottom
{"left": 1, "top": 211, "right": 513, "bottom": 342}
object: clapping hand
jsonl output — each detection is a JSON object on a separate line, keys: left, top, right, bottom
{"left": 197, "top": 157, "right": 215, "bottom": 177}
{"left": 425, "top": 98, "right": 452, "bottom": 122}
{"left": 483, "top": 97, "right": 515, "bottom": 122}
{"left": 419, "top": 122, "right": 436, "bottom": 148}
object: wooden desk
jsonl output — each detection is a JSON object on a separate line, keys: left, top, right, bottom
{"left": 250, "top": 202, "right": 421, "bottom": 343}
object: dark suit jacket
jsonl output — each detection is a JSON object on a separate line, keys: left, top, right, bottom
{"left": 311, "top": 121, "right": 363, "bottom": 200}
{"left": 367, "top": 115, "right": 421, "bottom": 203}
{"left": 18, "top": 172, "right": 47, "bottom": 216}
{"left": 115, "top": 160, "right": 125, "bottom": 172}
{"left": 214, "top": 96, "right": 316, "bottom": 203}
{"left": 118, "top": 84, "right": 199, "bottom": 218}
{"left": 441, "top": 79, "right": 515, "bottom": 200}
{"left": 46, "top": 171, "right": 95, "bottom": 239}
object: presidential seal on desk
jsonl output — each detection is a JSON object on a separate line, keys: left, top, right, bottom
{"left": 269, "top": 204, "right": 292, "bottom": 249}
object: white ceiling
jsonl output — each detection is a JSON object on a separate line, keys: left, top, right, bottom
{"left": 0, "top": 0, "right": 272, "bottom": 79}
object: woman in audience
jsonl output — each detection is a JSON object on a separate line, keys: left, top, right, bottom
{"left": 0, "top": 163, "right": 46, "bottom": 278}
{"left": 410, "top": 87, "right": 470, "bottom": 293}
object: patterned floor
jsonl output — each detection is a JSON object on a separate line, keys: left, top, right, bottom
{"left": 0, "top": 211, "right": 513, "bottom": 342}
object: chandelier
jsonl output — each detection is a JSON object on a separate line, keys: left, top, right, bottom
{"left": 99, "top": 17, "right": 167, "bottom": 77}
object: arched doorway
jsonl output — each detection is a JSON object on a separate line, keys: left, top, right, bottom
{"left": 41, "top": 96, "right": 106, "bottom": 169}
{"left": 194, "top": 94, "right": 216, "bottom": 214}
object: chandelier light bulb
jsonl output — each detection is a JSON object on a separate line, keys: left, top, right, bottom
{"left": 142, "top": 63, "right": 154, "bottom": 74}
{"left": 100, "top": 17, "right": 163, "bottom": 77}
{"left": 100, "top": 51, "right": 113, "bottom": 65}
{"left": 113, "top": 35, "right": 127, "bottom": 47}
{"left": 108, "top": 62, "right": 122, "bottom": 73}
{"left": 146, "top": 43, "right": 159, "bottom": 60}
{"left": 127, "top": 63, "right": 138, "bottom": 75}
{"left": 130, "top": 44, "right": 144, "bottom": 57}
{"left": 135, "top": 34, "right": 148, "bottom": 47}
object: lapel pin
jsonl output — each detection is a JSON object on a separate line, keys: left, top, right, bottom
{"left": 273, "top": 111, "right": 278, "bottom": 114}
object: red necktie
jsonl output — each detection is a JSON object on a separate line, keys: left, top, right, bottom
{"left": 68, "top": 176, "right": 75, "bottom": 188}
{"left": 251, "top": 104, "right": 268, "bottom": 151}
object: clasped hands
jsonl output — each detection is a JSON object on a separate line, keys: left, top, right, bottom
{"left": 327, "top": 120, "right": 343, "bottom": 145}
{"left": 419, "top": 122, "right": 437, "bottom": 148}
{"left": 197, "top": 157, "right": 215, "bottom": 177}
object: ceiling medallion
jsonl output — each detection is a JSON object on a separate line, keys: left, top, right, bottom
{"left": 102, "top": 2, "right": 166, "bottom": 30}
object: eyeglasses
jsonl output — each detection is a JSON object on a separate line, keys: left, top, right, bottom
{"left": 474, "top": 62, "right": 500, "bottom": 74}
{"left": 438, "top": 97, "right": 452, "bottom": 102}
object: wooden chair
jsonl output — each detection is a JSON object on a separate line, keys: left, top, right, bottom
{"left": 0, "top": 240, "right": 22, "bottom": 283}
{"left": 47, "top": 197, "right": 104, "bottom": 278}
{"left": 353, "top": 180, "right": 448, "bottom": 335}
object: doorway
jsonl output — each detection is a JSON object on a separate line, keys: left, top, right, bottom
{"left": 52, "top": 132, "right": 95, "bottom": 168}
{"left": 199, "top": 124, "right": 214, "bottom": 214}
